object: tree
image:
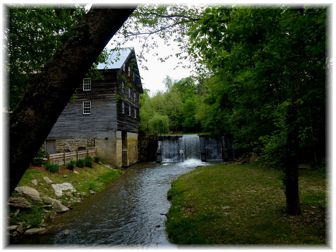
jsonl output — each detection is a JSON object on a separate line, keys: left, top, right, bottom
{"left": 7, "top": 7, "right": 85, "bottom": 110}
{"left": 9, "top": 7, "right": 135, "bottom": 194}
{"left": 187, "top": 7, "right": 326, "bottom": 215}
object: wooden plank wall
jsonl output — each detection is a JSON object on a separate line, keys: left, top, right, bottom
{"left": 48, "top": 148, "right": 97, "bottom": 166}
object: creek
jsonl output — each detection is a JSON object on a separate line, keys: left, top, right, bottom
{"left": 14, "top": 159, "right": 206, "bottom": 246}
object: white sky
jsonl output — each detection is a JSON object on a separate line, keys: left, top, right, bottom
{"left": 106, "top": 36, "right": 194, "bottom": 96}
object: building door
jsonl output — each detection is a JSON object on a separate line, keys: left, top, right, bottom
{"left": 46, "top": 140, "right": 56, "bottom": 154}
{"left": 122, "top": 131, "right": 128, "bottom": 166}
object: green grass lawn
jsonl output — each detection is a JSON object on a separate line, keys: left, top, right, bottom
{"left": 166, "top": 163, "right": 327, "bottom": 245}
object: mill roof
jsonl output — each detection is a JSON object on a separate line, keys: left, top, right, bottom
{"left": 97, "top": 48, "right": 133, "bottom": 70}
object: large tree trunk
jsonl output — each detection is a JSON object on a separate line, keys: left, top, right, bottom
{"left": 9, "top": 7, "right": 135, "bottom": 194}
{"left": 284, "top": 101, "right": 301, "bottom": 215}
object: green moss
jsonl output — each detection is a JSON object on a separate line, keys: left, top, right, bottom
{"left": 166, "top": 163, "right": 326, "bottom": 245}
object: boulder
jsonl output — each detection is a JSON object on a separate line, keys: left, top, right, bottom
{"left": 24, "top": 228, "right": 47, "bottom": 235}
{"left": 43, "top": 176, "right": 53, "bottom": 184}
{"left": 51, "top": 183, "right": 76, "bottom": 197}
{"left": 8, "top": 225, "right": 18, "bottom": 231}
{"left": 42, "top": 197, "right": 69, "bottom": 213}
{"left": 9, "top": 197, "right": 32, "bottom": 209}
{"left": 15, "top": 186, "right": 41, "bottom": 202}
{"left": 52, "top": 200, "right": 70, "bottom": 213}
{"left": 31, "top": 179, "right": 38, "bottom": 186}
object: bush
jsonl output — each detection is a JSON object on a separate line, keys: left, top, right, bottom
{"left": 32, "top": 148, "right": 47, "bottom": 166}
{"left": 66, "top": 160, "right": 76, "bottom": 170}
{"left": 94, "top": 156, "right": 101, "bottom": 163}
{"left": 45, "top": 163, "right": 59, "bottom": 173}
{"left": 76, "top": 159, "right": 85, "bottom": 168}
{"left": 84, "top": 156, "right": 93, "bottom": 168}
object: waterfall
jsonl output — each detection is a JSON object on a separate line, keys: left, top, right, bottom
{"left": 181, "top": 135, "right": 200, "bottom": 160}
{"left": 157, "top": 134, "right": 226, "bottom": 163}
{"left": 157, "top": 135, "right": 201, "bottom": 162}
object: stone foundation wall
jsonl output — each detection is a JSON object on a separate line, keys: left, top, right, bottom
{"left": 95, "top": 132, "right": 117, "bottom": 165}
{"left": 55, "top": 138, "right": 95, "bottom": 153}
{"left": 127, "top": 132, "right": 138, "bottom": 166}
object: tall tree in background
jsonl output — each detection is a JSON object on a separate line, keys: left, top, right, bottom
{"left": 8, "top": 7, "right": 135, "bottom": 194}
{"left": 188, "top": 7, "right": 326, "bottom": 215}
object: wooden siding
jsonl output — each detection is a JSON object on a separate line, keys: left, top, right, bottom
{"left": 47, "top": 54, "right": 142, "bottom": 140}
{"left": 48, "top": 148, "right": 97, "bottom": 166}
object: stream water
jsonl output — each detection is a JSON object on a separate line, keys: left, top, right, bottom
{"left": 13, "top": 159, "right": 206, "bottom": 247}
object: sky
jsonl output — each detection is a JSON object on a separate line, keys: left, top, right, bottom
{"left": 105, "top": 26, "right": 196, "bottom": 96}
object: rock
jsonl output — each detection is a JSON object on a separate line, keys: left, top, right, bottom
{"left": 16, "top": 224, "right": 24, "bottom": 234}
{"left": 8, "top": 225, "right": 18, "bottom": 231}
{"left": 63, "top": 229, "right": 70, "bottom": 236}
{"left": 15, "top": 186, "right": 41, "bottom": 202}
{"left": 43, "top": 176, "right": 53, "bottom": 184}
{"left": 53, "top": 201, "right": 69, "bottom": 213}
{"left": 73, "top": 171, "right": 79, "bottom": 174}
{"left": 63, "top": 175, "right": 68, "bottom": 178}
{"left": 14, "top": 209, "right": 20, "bottom": 217}
{"left": 222, "top": 206, "right": 231, "bottom": 210}
{"left": 9, "top": 197, "right": 32, "bottom": 209}
{"left": 31, "top": 179, "right": 38, "bottom": 186}
{"left": 51, "top": 183, "right": 76, "bottom": 197}
{"left": 64, "top": 191, "right": 73, "bottom": 197}
{"left": 24, "top": 228, "right": 47, "bottom": 235}
{"left": 42, "top": 197, "right": 69, "bottom": 213}
{"left": 89, "top": 190, "right": 95, "bottom": 195}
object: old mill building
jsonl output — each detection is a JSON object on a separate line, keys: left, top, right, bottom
{"left": 45, "top": 48, "right": 143, "bottom": 167}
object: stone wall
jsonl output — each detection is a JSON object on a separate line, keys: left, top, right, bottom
{"left": 127, "top": 132, "right": 138, "bottom": 166}
{"left": 55, "top": 138, "right": 95, "bottom": 153}
{"left": 95, "top": 132, "right": 117, "bottom": 165}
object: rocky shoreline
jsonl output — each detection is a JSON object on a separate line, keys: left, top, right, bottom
{"left": 7, "top": 163, "right": 122, "bottom": 241}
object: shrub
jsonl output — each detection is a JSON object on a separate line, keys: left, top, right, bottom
{"left": 66, "top": 160, "right": 76, "bottom": 170}
{"left": 45, "top": 163, "right": 59, "bottom": 173}
{"left": 76, "top": 159, "right": 85, "bottom": 168}
{"left": 94, "top": 156, "right": 101, "bottom": 163}
{"left": 84, "top": 156, "right": 93, "bottom": 168}
{"left": 32, "top": 148, "right": 47, "bottom": 166}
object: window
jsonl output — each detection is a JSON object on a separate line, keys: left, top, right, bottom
{"left": 121, "top": 101, "right": 125, "bottom": 114}
{"left": 128, "top": 66, "right": 131, "bottom": 77}
{"left": 128, "top": 88, "right": 131, "bottom": 99}
{"left": 83, "top": 78, "right": 91, "bottom": 91}
{"left": 128, "top": 105, "right": 131, "bottom": 116}
{"left": 133, "top": 92, "right": 137, "bottom": 102}
{"left": 133, "top": 72, "right": 136, "bottom": 81}
{"left": 134, "top": 108, "right": 137, "bottom": 118}
{"left": 83, "top": 101, "right": 91, "bottom": 115}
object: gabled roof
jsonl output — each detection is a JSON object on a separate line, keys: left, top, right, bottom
{"left": 97, "top": 48, "right": 133, "bottom": 70}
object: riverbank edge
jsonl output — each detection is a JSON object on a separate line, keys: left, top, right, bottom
{"left": 8, "top": 161, "right": 123, "bottom": 240}
{"left": 165, "top": 162, "right": 326, "bottom": 245}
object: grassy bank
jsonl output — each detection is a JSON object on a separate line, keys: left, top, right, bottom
{"left": 9, "top": 162, "right": 123, "bottom": 231}
{"left": 166, "top": 163, "right": 326, "bottom": 245}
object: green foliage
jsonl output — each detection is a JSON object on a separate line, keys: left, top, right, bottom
{"left": 148, "top": 113, "right": 170, "bottom": 135}
{"left": 76, "top": 159, "right": 85, "bottom": 168}
{"left": 94, "top": 156, "right": 101, "bottom": 163}
{"left": 66, "top": 160, "right": 76, "bottom": 170}
{"left": 32, "top": 148, "right": 47, "bottom": 166}
{"left": 84, "top": 156, "right": 93, "bottom": 168}
{"left": 44, "top": 163, "right": 59, "bottom": 173}
{"left": 187, "top": 7, "right": 326, "bottom": 165}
